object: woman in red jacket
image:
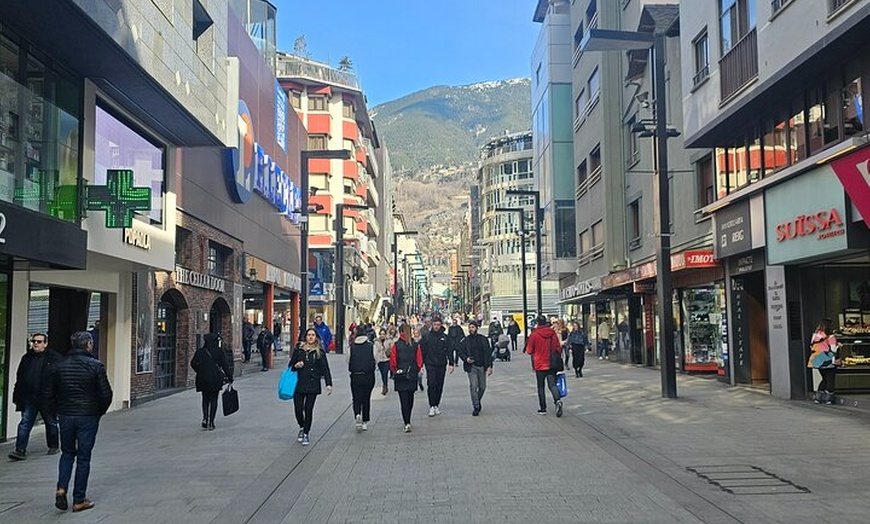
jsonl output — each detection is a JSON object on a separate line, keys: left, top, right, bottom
{"left": 390, "top": 323, "right": 424, "bottom": 433}
{"left": 525, "top": 316, "right": 564, "bottom": 417}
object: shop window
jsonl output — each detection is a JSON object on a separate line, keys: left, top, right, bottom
{"left": 0, "top": 33, "right": 82, "bottom": 221}
{"left": 342, "top": 101, "right": 354, "bottom": 118}
{"left": 807, "top": 86, "right": 839, "bottom": 154}
{"left": 842, "top": 77, "right": 863, "bottom": 138}
{"left": 307, "top": 134, "right": 327, "bottom": 150}
{"left": 681, "top": 285, "right": 725, "bottom": 371}
{"left": 696, "top": 156, "right": 715, "bottom": 207}
{"left": 308, "top": 95, "right": 327, "bottom": 111}
{"left": 762, "top": 115, "right": 788, "bottom": 175}
{"left": 628, "top": 199, "right": 641, "bottom": 248}
{"left": 94, "top": 104, "right": 164, "bottom": 225}
{"left": 289, "top": 90, "right": 301, "bottom": 109}
{"left": 789, "top": 97, "right": 808, "bottom": 163}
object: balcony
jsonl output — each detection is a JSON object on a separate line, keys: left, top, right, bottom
{"left": 275, "top": 54, "right": 359, "bottom": 91}
{"left": 361, "top": 137, "right": 380, "bottom": 175}
{"left": 719, "top": 29, "right": 758, "bottom": 103}
{"left": 366, "top": 208, "right": 380, "bottom": 238}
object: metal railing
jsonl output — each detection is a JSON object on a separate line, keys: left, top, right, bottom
{"left": 719, "top": 28, "right": 758, "bottom": 102}
{"left": 276, "top": 55, "right": 359, "bottom": 90}
{"left": 830, "top": 0, "right": 852, "bottom": 13}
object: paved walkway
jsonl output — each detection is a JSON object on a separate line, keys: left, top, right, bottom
{"left": 2, "top": 350, "right": 870, "bottom": 523}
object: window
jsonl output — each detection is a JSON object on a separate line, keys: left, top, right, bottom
{"left": 307, "top": 134, "right": 328, "bottom": 150}
{"left": 830, "top": 0, "right": 853, "bottom": 14}
{"left": 94, "top": 105, "right": 165, "bottom": 224}
{"left": 697, "top": 156, "right": 715, "bottom": 207}
{"left": 789, "top": 97, "right": 808, "bottom": 164}
{"left": 344, "top": 182, "right": 354, "bottom": 195}
{"left": 771, "top": 0, "right": 793, "bottom": 14}
{"left": 193, "top": 0, "right": 214, "bottom": 69}
{"left": 308, "top": 95, "right": 327, "bottom": 111}
{"left": 586, "top": 0, "right": 598, "bottom": 26}
{"left": 579, "top": 229, "right": 591, "bottom": 254}
{"left": 589, "top": 144, "right": 602, "bottom": 174}
{"left": 588, "top": 68, "right": 600, "bottom": 102}
{"left": 289, "top": 90, "right": 301, "bottom": 109}
{"left": 555, "top": 200, "right": 577, "bottom": 258}
{"left": 342, "top": 101, "right": 354, "bottom": 118}
{"left": 175, "top": 227, "right": 190, "bottom": 265}
{"left": 591, "top": 220, "right": 604, "bottom": 248}
{"left": 762, "top": 115, "right": 788, "bottom": 175}
{"left": 208, "top": 241, "right": 229, "bottom": 277}
{"left": 576, "top": 160, "right": 588, "bottom": 186}
{"left": 573, "top": 22, "right": 584, "bottom": 51}
{"left": 693, "top": 30, "right": 710, "bottom": 86}
{"left": 626, "top": 117, "right": 639, "bottom": 166}
{"left": 807, "top": 85, "right": 838, "bottom": 154}
{"left": 575, "top": 89, "right": 587, "bottom": 120}
{"left": 842, "top": 77, "right": 863, "bottom": 137}
{"left": 719, "top": 0, "right": 756, "bottom": 55}
{"left": 628, "top": 200, "right": 641, "bottom": 247}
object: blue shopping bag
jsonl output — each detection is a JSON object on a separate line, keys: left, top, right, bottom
{"left": 556, "top": 371, "right": 568, "bottom": 398}
{"left": 278, "top": 368, "right": 298, "bottom": 400}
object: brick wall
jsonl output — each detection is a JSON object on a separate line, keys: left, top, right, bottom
{"left": 130, "top": 210, "right": 243, "bottom": 402}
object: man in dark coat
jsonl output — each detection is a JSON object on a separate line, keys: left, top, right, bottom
{"left": 419, "top": 315, "right": 454, "bottom": 417}
{"left": 242, "top": 319, "right": 255, "bottom": 363}
{"left": 9, "top": 333, "right": 60, "bottom": 461}
{"left": 45, "top": 331, "right": 113, "bottom": 513}
{"left": 256, "top": 325, "right": 274, "bottom": 372}
{"left": 457, "top": 321, "right": 493, "bottom": 416}
{"left": 507, "top": 318, "right": 521, "bottom": 352}
{"left": 447, "top": 317, "right": 465, "bottom": 370}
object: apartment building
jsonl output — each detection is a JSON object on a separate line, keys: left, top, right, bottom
{"left": 276, "top": 52, "right": 389, "bottom": 337}
{"left": 681, "top": 0, "right": 870, "bottom": 401}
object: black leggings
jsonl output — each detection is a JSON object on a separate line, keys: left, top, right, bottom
{"left": 818, "top": 368, "right": 837, "bottom": 393}
{"left": 571, "top": 345, "right": 586, "bottom": 372}
{"left": 294, "top": 392, "right": 318, "bottom": 433}
{"left": 351, "top": 373, "right": 376, "bottom": 422}
{"left": 201, "top": 390, "right": 219, "bottom": 424}
{"left": 397, "top": 390, "right": 415, "bottom": 425}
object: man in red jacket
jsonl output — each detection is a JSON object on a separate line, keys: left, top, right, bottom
{"left": 525, "top": 316, "right": 564, "bottom": 417}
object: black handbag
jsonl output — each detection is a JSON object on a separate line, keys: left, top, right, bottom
{"left": 222, "top": 385, "right": 239, "bottom": 416}
{"left": 549, "top": 345, "right": 565, "bottom": 372}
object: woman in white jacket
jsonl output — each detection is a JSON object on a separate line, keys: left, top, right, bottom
{"left": 373, "top": 328, "right": 392, "bottom": 395}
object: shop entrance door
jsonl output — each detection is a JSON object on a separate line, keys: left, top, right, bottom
{"left": 745, "top": 273, "right": 770, "bottom": 386}
{"left": 155, "top": 302, "right": 177, "bottom": 390}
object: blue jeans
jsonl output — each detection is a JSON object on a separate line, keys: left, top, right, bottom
{"left": 57, "top": 415, "right": 100, "bottom": 503}
{"left": 16, "top": 403, "right": 59, "bottom": 451}
{"left": 598, "top": 338, "right": 610, "bottom": 358}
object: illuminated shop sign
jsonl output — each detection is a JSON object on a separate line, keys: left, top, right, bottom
{"left": 774, "top": 208, "right": 844, "bottom": 243}
{"left": 86, "top": 169, "right": 152, "bottom": 228}
{"left": 225, "top": 100, "right": 300, "bottom": 224}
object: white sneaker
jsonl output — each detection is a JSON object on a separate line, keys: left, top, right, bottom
{"left": 361, "top": 422, "right": 368, "bottom": 431}
{"left": 428, "top": 406, "right": 436, "bottom": 417}
{"left": 403, "top": 424, "right": 411, "bottom": 433}
{"left": 434, "top": 406, "right": 441, "bottom": 415}
{"left": 355, "top": 414, "right": 362, "bottom": 431}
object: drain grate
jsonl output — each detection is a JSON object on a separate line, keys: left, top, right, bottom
{"left": 686, "top": 465, "right": 811, "bottom": 495}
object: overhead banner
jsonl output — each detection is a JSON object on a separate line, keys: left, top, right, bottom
{"left": 830, "top": 146, "right": 870, "bottom": 229}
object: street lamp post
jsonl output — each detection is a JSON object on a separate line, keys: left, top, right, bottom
{"left": 461, "top": 263, "right": 473, "bottom": 314}
{"left": 393, "top": 231, "right": 418, "bottom": 321}
{"left": 300, "top": 149, "right": 351, "bottom": 341}
{"left": 334, "top": 202, "right": 369, "bottom": 354}
{"left": 581, "top": 28, "right": 677, "bottom": 398}
{"left": 505, "top": 189, "right": 542, "bottom": 316}
{"left": 495, "top": 207, "right": 529, "bottom": 341}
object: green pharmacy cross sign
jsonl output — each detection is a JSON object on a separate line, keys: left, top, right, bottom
{"left": 85, "top": 169, "right": 152, "bottom": 228}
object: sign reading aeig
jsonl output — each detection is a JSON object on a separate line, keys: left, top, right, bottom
{"left": 225, "top": 100, "right": 301, "bottom": 225}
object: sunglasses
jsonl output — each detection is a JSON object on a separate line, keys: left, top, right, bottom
{"left": 32, "top": 339, "right": 46, "bottom": 344}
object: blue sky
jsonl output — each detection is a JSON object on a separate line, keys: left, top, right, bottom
{"left": 271, "top": 0, "right": 540, "bottom": 106}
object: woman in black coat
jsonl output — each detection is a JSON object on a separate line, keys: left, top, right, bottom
{"left": 190, "top": 333, "right": 232, "bottom": 430}
{"left": 289, "top": 329, "right": 333, "bottom": 445}
{"left": 389, "top": 323, "right": 423, "bottom": 433}
{"left": 348, "top": 325, "right": 377, "bottom": 432}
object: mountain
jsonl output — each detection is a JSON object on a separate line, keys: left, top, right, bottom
{"left": 372, "top": 78, "right": 532, "bottom": 172}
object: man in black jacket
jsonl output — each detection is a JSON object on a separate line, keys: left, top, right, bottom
{"left": 8, "top": 333, "right": 60, "bottom": 461}
{"left": 447, "top": 317, "right": 465, "bottom": 370}
{"left": 256, "top": 325, "right": 274, "bottom": 371}
{"left": 419, "top": 315, "right": 454, "bottom": 417}
{"left": 45, "top": 331, "right": 113, "bottom": 513}
{"left": 457, "top": 321, "right": 493, "bottom": 416}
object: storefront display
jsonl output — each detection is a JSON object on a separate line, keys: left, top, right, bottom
{"left": 681, "top": 285, "right": 726, "bottom": 372}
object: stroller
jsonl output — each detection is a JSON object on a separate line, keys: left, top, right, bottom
{"left": 493, "top": 334, "right": 511, "bottom": 362}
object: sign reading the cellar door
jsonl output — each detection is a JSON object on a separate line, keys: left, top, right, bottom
{"left": 175, "top": 266, "right": 226, "bottom": 293}
{"left": 765, "top": 167, "right": 848, "bottom": 264}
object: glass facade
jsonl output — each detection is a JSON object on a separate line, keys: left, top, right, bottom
{"left": 680, "top": 284, "right": 726, "bottom": 372}
{"left": 0, "top": 32, "right": 81, "bottom": 221}
{"left": 94, "top": 105, "right": 165, "bottom": 225}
